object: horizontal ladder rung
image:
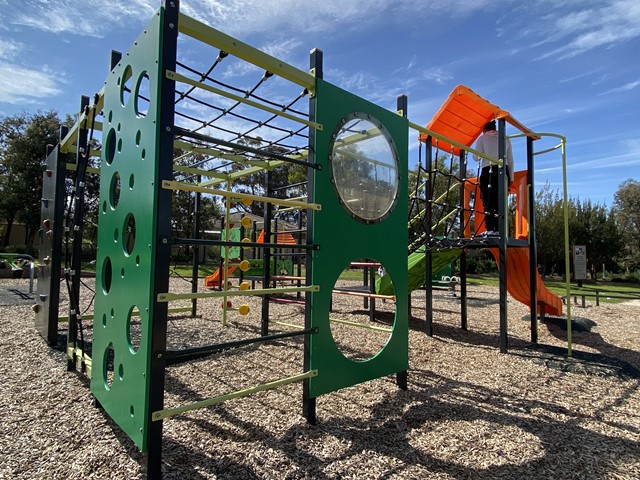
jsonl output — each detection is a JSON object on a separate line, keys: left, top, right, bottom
{"left": 158, "top": 285, "right": 319, "bottom": 302}
{"left": 162, "top": 180, "right": 321, "bottom": 211}
{"left": 152, "top": 369, "right": 318, "bottom": 421}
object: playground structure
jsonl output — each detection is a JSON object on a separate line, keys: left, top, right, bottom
{"left": 32, "top": 1, "right": 572, "bottom": 477}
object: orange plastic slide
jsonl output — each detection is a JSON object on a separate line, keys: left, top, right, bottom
{"left": 204, "top": 265, "right": 237, "bottom": 288}
{"left": 489, "top": 248, "right": 562, "bottom": 316}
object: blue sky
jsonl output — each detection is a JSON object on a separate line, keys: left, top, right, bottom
{"left": 0, "top": 0, "right": 638, "bottom": 206}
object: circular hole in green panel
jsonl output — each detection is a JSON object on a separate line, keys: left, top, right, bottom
{"left": 330, "top": 114, "right": 399, "bottom": 224}
{"left": 102, "top": 257, "right": 113, "bottom": 294}
{"left": 110, "top": 308, "right": 114, "bottom": 318}
{"left": 130, "top": 405, "right": 135, "bottom": 417}
{"left": 103, "top": 343, "right": 115, "bottom": 390}
{"left": 118, "top": 363, "right": 124, "bottom": 380}
{"left": 329, "top": 259, "right": 394, "bottom": 362}
{"left": 108, "top": 110, "right": 113, "bottom": 123}
{"left": 102, "top": 201, "right": 107, "bottom": 215}
{"left": 135, "top": 255, "right": 140, "bottom": 266}
{"left": 127, "top": 305, "right": 142, "bottom": 353}
{"left": 121, "top": 65, "right": 133, "bottom": 107}
{"left": 120, "top": 267, "right": 125, "bottom": 278}
{"left": 117, "top": 123, "right": 121, "bottom": 132}
{"left": 114, "top": 228, "right": 119, "bottom": 243}
{"left": 105, "top": 128, "right": 116, "bottom": 166}
{"left": 141, "top": 148, "right": 146, "bottom": 161}
{"left": 135, "top": 71, "right": 150, "bottom": 118}
{"left": 129, "top": 174, "right": 135, "bottom": 189}
{"left": 109, "top": 172, "right": 121, "bottom": 209}
{"left": 102, "top": 313, "right": 107, "bottom": 327}
{"left": 123, "top": 213, "right": 136, "bottom": 256}
{"left": 135, "top": 130, "right": 141, "bottom": 146}
{"left": 117, "top": 137, "right": 122, "bottom": 153}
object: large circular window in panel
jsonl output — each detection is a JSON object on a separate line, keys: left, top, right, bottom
{"left": 329, "top": 259, "right": 395, "bottom": 362}
{"left": 330, "top": 113, "right": 399, "bottom": 223}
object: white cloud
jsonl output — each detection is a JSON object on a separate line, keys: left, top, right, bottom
{"left": 532, "top": 0, "right": 640, "bottom": 60}
{"left": 0, "top": 62, "right": 62, "bottom": 104}
{"left": 9, "top": 0, "right": 157, "bottom": 37}
{"left": 600, "top": 78, "right": 640, "bottom": 96}
{"left": 0, "top": 38, "right": 21, "bottom": 60}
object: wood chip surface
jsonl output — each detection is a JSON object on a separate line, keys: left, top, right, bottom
{"left": 1, "top": 277, "right": 638, "bottom": 479}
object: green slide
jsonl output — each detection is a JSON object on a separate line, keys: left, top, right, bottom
{"left": 376, "top": 248, "right": 461, "bottom": 295}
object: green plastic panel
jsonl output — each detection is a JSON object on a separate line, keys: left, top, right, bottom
{"left": 309, "top": 78, "right": 409, "bottom": 397}
{"left": 90, "top": 10, "right": 167, "bottom": 450}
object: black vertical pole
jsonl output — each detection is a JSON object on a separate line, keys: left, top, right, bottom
{"left": 425, "top": 137, "right": 434, "bottom": 336}
{"left": 459, "top": 151, "right": 468, "bottom": 330}
{"left": 296, "top": 210, "right": 303, "bottom": 299}
{"left": 303, "top": 47, "right": 321, "bottom": 425}
{"left": 526, "top": 136, "right": 538, "bottom": 343}
{"left": 363, "top": 263, "right": 369, "bottom": 309}
{"left": 191, "top": 175, "right": 201, "bottom": 317}
{"left": 369, "top": 264, "right": 376, "bottom": 322}
{"left": 67, "top": 94, "right": 90, "bottom": 371}
{"left": 146, "top": 1, "right": 179, "bottom": 476}
{"left": 497, "top": 118, "right": 508, "bottom": 353}
{"left": 261, "top": 170, "right": 273, "bottom": 336}
{"left": 396, "top": 94, "right": 408, "bottom": 390}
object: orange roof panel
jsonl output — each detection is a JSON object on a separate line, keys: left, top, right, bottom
{"left": 418, "top": 85, "right": 537, "bottom": 154}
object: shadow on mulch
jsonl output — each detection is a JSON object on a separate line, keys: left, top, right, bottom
{"left": 0, "top": 286, "right": 35, "bottom": 306}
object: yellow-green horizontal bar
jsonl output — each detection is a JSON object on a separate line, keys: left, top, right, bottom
{"left": 409, "top": 120, "right": 502, "bottom": 167}
{"left": 178, "top": 13, "right": 316, "bottom": 92}
{"left": 163, "top": 180, "right": 321, "bottom": 211}
{"left": 274, "top": 321, "right": 303, "bottom": 330}
{"left": 67, "top": 346, "right": 92, "bottom": 377}
{"left": 66, "top": 163, "right": 100, "bottom": 175}
{"left": 330, "top": 317, "right": 393, "bottom": 333}
{"left": 173, "top": 139, "right": 257, "bottom": 166}
{"left": 60, "top": 87, "right": 105, "bottom": 154}
{"left": 58, "top": 306, "right": 190, "bottom": 322}
{"left": 158, "top": 285, "right": 319, "bottom": 302}
{"left": 152, "top": 369, "right": 318, "bottom": 421}
{"left": 168, "top": 70, "right": 321, "bottom": 131}
{"left": 173, "top": 164, "right": 229, "bottom": 180}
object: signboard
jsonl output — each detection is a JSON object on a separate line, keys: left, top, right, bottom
{"left": 573, "top": 245, "right": 587, "bottom": 281}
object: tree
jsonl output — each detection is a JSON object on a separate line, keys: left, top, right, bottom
{"left": 614, "top": 179, "right": 640, "bottom": 270}
{"left": 0, "top": 111, "right": 61, "bottom": 251}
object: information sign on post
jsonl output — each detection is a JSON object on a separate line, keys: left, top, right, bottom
{"left": 573, "top": 245, "right": 587, "bottom": 287}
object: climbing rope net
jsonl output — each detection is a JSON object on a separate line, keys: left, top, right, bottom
{"left": 407, "top": 136, "right": 491, "bottom": 254}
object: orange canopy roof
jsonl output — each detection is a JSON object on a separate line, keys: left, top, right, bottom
{"left": 418, "top": 85, "right": 537, "bottom": 154}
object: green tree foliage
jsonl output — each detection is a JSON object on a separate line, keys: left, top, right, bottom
{"left": 172, "top": 148, "right": 222, "bottom": 237}
{"left": 231, "top": 137, "right": 306, "bottom": 224}
{"left": 614, "top": 178, "right": 640, "bottom": 270}
{"left": 534, "top": 183, "right": 622, "bottom": 278}
{"left": 0, "top": 111, "right": 61, "bottom": 251}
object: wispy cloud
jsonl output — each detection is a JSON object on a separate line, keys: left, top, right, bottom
{"left": 0, "top": 38, "right": 21, "bottom": 60}
{"left": 0, "top": 63, "right": 62, "bottom": 104}
{"left": 599, "top": 78, "right": 640, "bottom": 95}
{"left": 532, "top": 0, "right": 640, "bottom": 60}
{"left": 9, "top": 0, "right": 156, "bottom": 37}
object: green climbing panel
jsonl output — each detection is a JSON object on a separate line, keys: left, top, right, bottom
{"left": 90, "top": 9, "right": 170, "bottom": 450}
{"left": 309, "top": 78, "right": 409, "bottom": 397}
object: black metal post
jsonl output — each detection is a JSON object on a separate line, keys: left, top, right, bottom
{"left": 146, "top": 1, "right": 179, "bottom": 476}
{"left": 261, "top": 170, "right": 273, "bottom": 336}
{"left": 497, "top": 118, "right": 508, "bottom": 353}
{"left": 303, "top": 47, "right": 322, "bottom": 424}
{"left": 424, "top": 137, "right": 434, "bottom": 336}
{"left": 191, "top": 175, "right": 201, "bottom": 317}
{"left": 459, "top": 150, "right": 468, "bottom": 330}
{"left": 526, "top": 136, "right": 538, "bottom": 343}
{"left": 396, "top": 94, "right": 408, "bottom": 390}
{"left": 66, "top": 94, "right": 90, "bottom": 371}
